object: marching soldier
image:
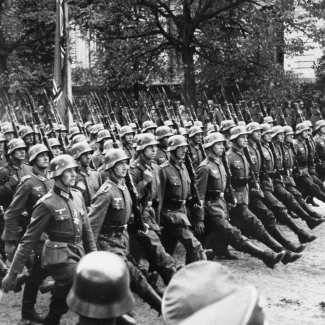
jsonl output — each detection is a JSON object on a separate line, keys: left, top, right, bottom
{"left": 129, "top": 133, "right": 177, "bottom": 285}
{"left": 313, "top": 120, "right": 325, "bottom": 181}
{"left": 91, "top": 129, "right": 111, "bottom": 170}
{"left": 188, "top": 126, "right": 204, "bottom": 170}
{"left": 2, "top": 144, "right": 54, "bottom": 324}
{"left": 88, "top": 148, "right": 162, "bottom": 313}
{"left": 73, "top": 141, "right": 102, "bottom": 209}
{"left": 271, "top": 125, "right": 324, "bottom": 229}
{"left": 2, "top": 154, "right": 97, "bottom": 325}
{"left": 250, "top": 101, "right": 260, "bottom": 123}
{"left": 142, "top": 120, "right": 157, "bottom": 135}
{"left": 19, "top": 126, "right": 35, "bottom": 163}
{"left": 67, "top": 251, "right": 136, "bottom": 325}
{"left": 308, "top": 101, "right": 321, "bottom": 126}
{"left": 284, "top": 102, "right": 296, "bottom": 128}
{"left": 3, "top": 123, "right": 17, "bottom": 144}
{"left": 195, "top": 132, "right": 287, "bottom": 267}
{"left": 155, "top": 126, "right": 173, "bottom": 165}
{"left": 158, "top": 135, "right": 207, "bottom": 264}
{"left": 120, "top": 125, "right": 136, "bottom": 159}
{"left": 48, "top": 138, "right": 62, "bottom": 157}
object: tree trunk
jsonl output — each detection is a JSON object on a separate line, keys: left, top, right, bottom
{"left": 0, "top": 53, "right": 8, "bottom": 99}
{"left": 182, "top": 46, "right": 197, "bottom": 110}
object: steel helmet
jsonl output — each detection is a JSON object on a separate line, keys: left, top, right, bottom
{"left": 49, "top": 154, "right": 79, "bottom": 178}
{"left": 194, "top": 120, "right": 203, "bottom": 128}
{"left": 48, "top": 138, "right": 61, "bottom": 148}
{"left": 305, "top": 120, "right": 313, "bottom": 128}
{"left": 204, "top": 132, "right": 226, "bottom": 149}
{"left": 246, "top": 122, "right": 262, "bottom": 134}
{"left": 295, "top": 123, "right": 309, "bottom": 135}
{"left": 132, "top": 134, "right": 141, "bottom": 148}
{"left": 220, "top": 120, "right": 235, "bottom": 132}
{"left": 28, "top": 144, "right": 49, "bottom": 164}
{"left": 188, "top": 126, "right": 203, "bottom": 138}
{"left": 164, "top": 120, "right": 174, "bottom": 127}
{"left": 96, "top": 129, "right": 111, "bottom": 143}
{"left": 103, "top": 139, "right": 122, "bottom": 154}
{"left": 271, "top": 125, "right": 285, "bottom": 138}
{"left": 68, "top": 126, "right": 81, "bottom": 140}
{"left": 238, "top": 121, "right": 246, "bottom": 126}
{"left": 229, "top": 126, "right": 248, "bottom": 141}
{"left": 179, "top": 127, "right": 188, "bottom": 137}
{"left": 184, "top": 120, "right": 193, "bottom": 128}
{"left": 0, "top": 132, "right": 6, "bottom": 142}
{"left": 3, "top": 124, "right": 15, "bottom": 135}
{"left": 156, "top": 126, "right": 173, "bottom": 140}
{"left": 129, "top": 122, "right": 137, "bottom": 129}
{"left": 167, "top": 135, "right": 188, "bottom": 151}
{"left": 314, "top": 120, "right": 325, "bottom": 133}
{"left": 283, "top": 126, "right": 294, "bottom": 136}
{"left": 260, "top": 123, "right": 272, "bottom": 136}
{"left": 263, "top": 116, "right": 274, "bottom": 124}
{"left": 142, "top": 120, "right": 158, "bottom": 133}
{"left": 19, "top": 126, "right": 34, "bottom": 138}
{"left": 59, "top": 124, "right": 67, "bottom": 132}
{"left": 120, "top": 125, "right": 135, "bottom": 137}
{"left": 7, "top": 139, "right": 26, "bottom": 154}
{"left": 67, "top": 251, "right": 135, "bottom": 319}
{"left": 104, "top": 148, "right": 130, "bottom": 170}
{"left": 84, "top": 121, "right": 93, "bottom": 129}
{"left": 206, "top": 123, "right": 219, "bottom": 135}
{"left": 70, "top": 135, "right": 86, "bottom": 147}
{"left": 91, "top": 123, "right": 104, "bottom": 135}
{"left": 73, "top": 141, "right": 93, "bottom": 159}
{"left": 136, "top": 133, "right": 159, "bottom": 151}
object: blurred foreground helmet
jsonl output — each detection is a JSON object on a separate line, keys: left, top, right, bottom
{"left": 67, "top": 251, "right": 135, "bottom": 319}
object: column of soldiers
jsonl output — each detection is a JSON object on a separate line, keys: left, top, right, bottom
{"left": 0, "top": 92, "right": 324, "bottom": 325}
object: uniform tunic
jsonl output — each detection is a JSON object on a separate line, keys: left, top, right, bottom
{"left": 91, "top": 149, "right": 105, "bottom": 170}
{"left": 156, "top": 145, "right": 169, "bottom": 166}
{"left": 189, "top": 142, "right": 203, "bottom": 170}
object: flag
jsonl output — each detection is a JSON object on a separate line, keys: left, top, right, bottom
{"left": 53, "top": 0, "right": 72, "bottom": 127}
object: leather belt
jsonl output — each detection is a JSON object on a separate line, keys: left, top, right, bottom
{"left": 49, "top": 235, "right": 82, "bottom": 245}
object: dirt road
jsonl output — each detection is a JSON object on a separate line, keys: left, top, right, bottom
{"left": 1, "top": 200, "right": 325, "bottom": 324}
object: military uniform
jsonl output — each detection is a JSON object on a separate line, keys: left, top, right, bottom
{"left": 272, "top": 106, "right": 283, "bottom": 126}
{"left": 0, "top": 153, "right": 8, "bottom": 168}
{"left": 284, "top": 107, "right": 296, "bottom": 127}
{"left": 155, "top": 145, "right": 169, "bottom": 165}
{"left": 250, "top": 106, "right": 261, "bottom": 123}
{"left": 9, "top": 185, "right": 96, "bottom": 325}
{"left": 194, "top": 156, "right": 245, "bottom": 252}
{"left": 88, "top": 178, "right": 162, "bottom": 300}
{"left": 91, "top": 149, "right": 105, "bottom": 170}
{"left": 158, "top": 157, "right": 206, "bottom": 263}
{"left": 122, "top": 143, "right": 135, "bottom": 159}
{"left": 2, "top": 171, "right": 54, "bottom": 321}
{"left": 189, "top": 141, "right": 203, "bottom": 170}
{"left": 314, "top": 133, "right": 325, "bottom": 180}
{"left": 308, "top": 106, "right": 321, "bottom": 126}
{"left": 75, "top": 167, "right": 102, "bottom": 208}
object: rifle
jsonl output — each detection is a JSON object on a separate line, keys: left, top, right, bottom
{"left": 66, "top": 96, "right": 86, "bottom": 136}
{"left": 122, "top": 91, "right": 141, "bottom": 133}
{"left": 25, "top": 89, "right": 54, "bottom": 160}
{"left": 4, "top": 99, "right": 19, "bottom": 138}
{"left": 231, "top": 92, "right": 244, "bottom": 122}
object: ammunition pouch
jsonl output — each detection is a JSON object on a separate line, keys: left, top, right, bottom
{"left": 231, "top": 177, "right": 249, "bottom": 188}
{"left": 99, "top": 224, "right": 128, "bottom": 238}
{"left": 164, "top": 198, "right": 186, "bottom": 210}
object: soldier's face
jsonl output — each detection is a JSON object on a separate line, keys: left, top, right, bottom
{"left": 143, "top": 145, "right": 157, "bottom": 160}
{"left": 276, "top": 133, "right": 285, "bottom": 143}
{"left": 61, "top": 168, "right": 77, "bottom": 187}
{"left": 211, "top": 142, "right": 224, "bottom": 156}
{"left": 192, "top": 134, "right": 202, "bottom": 144}
{"left": 251, "top": 130, "right": 261, "bottom": 142}
{"left": 262, "top": 133, "right": 272, "bottom": 142}
{"left": 236, "top": 135, "right": 248, "bottom": 148}
{"left": 174, "top": 145, "right": 188, "bottom": 159}
{"left": 13, "top": 148, "right": 26, "bottom": 160}
{"left": 80, "top": 152, "right": 91, "bottom": 167}
{"left": 301, "top": 130, "right": 308, "bottom": 139}
{"left": 146, "top": 128, "right": 155, "bottom": 135}
{"left": 55, "top": 131, "right": 60, "bottom": 138}
{"left": 113, "top": 160, "right": 129, "bottom": 178}
{"left": 285, "top": 134, "right": 293, "bottom": 143}
{"left": 319, "top": 126, "right": 325, "bottom": 134}
{"left": 24, "top": 134, "right": 34, "bottom": 145}
{"left": 52, "top": 146, "right": 61, "bottom": 157}
{"left": 5, "top": 132, "right": 15, "bottom": 142}
{"left": 35, "top": 152, "right": 49, "bottom": 169}
{"left": 124, "top": 133, "right": 134, "bottom": 145}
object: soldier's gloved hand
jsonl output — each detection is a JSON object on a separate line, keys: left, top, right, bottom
{"left": 143, "top": 170, "right": 153, "bottom": 185}
{"left": 1, "top": 271, "right": 18, "bottom": 293}
{"left": 5, "top": 242, "right": 16, "bottom": 262}
{"left": 8, "top": 175, "right": 18, "bottom": 188}
{"left": 137, "top": 223, "right": 149, "bottom": 236}
{"left": 193, "top": 200, "right": 204, "bottom": 210}
{"left": 193, "top": 221, "right": 205, "bottom": 235}
{"left": 76, "top": 182, "right": 86, "bottom": 193}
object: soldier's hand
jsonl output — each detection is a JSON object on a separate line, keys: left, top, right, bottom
{"left": 137, "top": 223, "right": 149, "bottom": 236}
{"left": 1, "top": 271, "right": 18, "bottom": 293}
{"left": 143, "top": 170, "right": 153, "bottom": 185}
{"left": 5, "top": 242, "right": 16, "bottom": 262}
{"left": 193, "top": 221, "right": 205, "bottom": 235}
{"left": 76, "top": 182, "right": 86, "bottom": 193}
{"left": 8, "top": 175, "right": 18, "bottom": 188}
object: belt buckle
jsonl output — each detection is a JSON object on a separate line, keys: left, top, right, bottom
{"left": 220, "top": 192, "right": 224, "bottom": 198}
{"left": 75, "top": 235, "right": 81, "bottom": 245}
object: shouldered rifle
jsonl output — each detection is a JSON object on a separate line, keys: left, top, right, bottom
{"left": 231, "top": 92, "right": 244, "bottom": 121}
{"left": 122, "top": 91, "right": 141, "bottom": 133}
{"left": 83, "top": 98, "right": 96, "bottom": 125}
{"left": 138, "top": 92, "right": 153, "bottom": 122}
{"left": 25, "top": 89, "right": 54, "bottom": 160}
{"left": 66, "top": 97, "right": 86, "bottom": 136}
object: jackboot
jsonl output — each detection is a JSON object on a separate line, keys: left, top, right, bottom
{"left": 268, "top": 226, "right": 306, "bottom": 253}
{"left": 241, "top": 241, "right": 285, "bottom": 269}
{"left": 215, "top": 245, "right": 238, "bottom": 260}
{"left": 306, "top": 196, "right": 320, "bottom": 207}
{"left": 281, "top": 250, "right": 303, "bottom": 265}
{"left": 303, "top": 215, "right": 325, "bottom": 230}
{"left": 39, "top": 277, "right": 55, "bottom": 294}
{"left": 288, "top": 211, "right": 299, "bottom": 219}
{"left": 258, "top": 232, "right": 285, "bottom": 253}
{"left": 142, "top": 285, "right": 162, "bottom": 315}
{"left": 297, "top": 229, "right": 317, "bottom": 244}
{"left": 300, "top": 199, "right": 323, "bottom": 219}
